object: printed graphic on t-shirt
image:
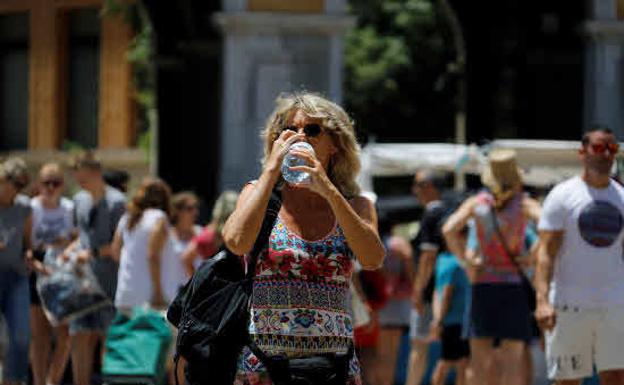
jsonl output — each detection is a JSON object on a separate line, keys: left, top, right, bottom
{"left": 578, "top": 200, "right": 623, "bottom": 247}
{"left": 35, "top": 216, "right": 67, "bottom": 245}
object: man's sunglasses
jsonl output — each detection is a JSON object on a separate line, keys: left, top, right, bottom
{"left": 41, "top": 179, "right": 62, "bottom": 188}
{"left": 588, "top": 142, "right": 620, "bottom": 155}
{"left": 282, "top": 123, "right": 323, "bottom": 138}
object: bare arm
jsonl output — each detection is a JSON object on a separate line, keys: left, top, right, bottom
{"left": 23, "top": 213, "right": 32, "bottom": 254}
{"left": 110, "top": 229, "right": 123, "bottom": 263}
{"left": 23, "top": 214, "right": 42, "bottom": 273}
{"left": 222, "top": 179, "right": 276, "bottom": 256}
{"left": 326, "top": 193, "right": 385, "bottom": 270}
{"left": 148, "top": 217, "right": 168, "bottom": 306}
{"left": 222, "top": 130, "right": 305, "bottom": 256}
{"left": 523, "top": 196, "right": 542, "bottom": 223}
{"left": 388, "top": 236, "right": 415, "bottom": 280}
{"left": 412, "top": 249, "right": 436, "bottom": 306}
{"left": 442, "top": 196, "right": 477, "bottom": 260}
{"left": 433, "top": 285, "right": 454, "bottom": 325}
{"left": 181, "top": 241, "right": 200, "bottom": 278}
{"left": 534, "top": 230, "right": 563, "bottom": 331}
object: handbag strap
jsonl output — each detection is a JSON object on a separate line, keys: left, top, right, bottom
{"left": 488, "top": 207, "right": 528, "bottom": 280}
{"left": 244, "top": 187, "right": 282, "bottom": 280}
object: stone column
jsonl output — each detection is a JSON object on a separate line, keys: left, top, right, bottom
{"left": 214, "top": 1, "right": 355, "bottom": 191}
{"left": 584, "top": 1, "right": 624, "bottom": 137}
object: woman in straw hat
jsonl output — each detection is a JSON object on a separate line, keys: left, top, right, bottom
{"left": 442, "top": 149, "right": 541, "bottom": 385}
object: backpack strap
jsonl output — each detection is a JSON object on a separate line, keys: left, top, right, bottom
{"left": 488, "top": 207, "right": 527, "bottom": 279}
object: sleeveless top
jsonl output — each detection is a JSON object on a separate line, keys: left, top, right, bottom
{"left": 249, "top": 214, "right": 355, "bottom": 355}
{"left": 473, "top": 191, "right": 526, "bottom": 284}
{"left": 115, "top": 209, "right": 167, "bottom": 309}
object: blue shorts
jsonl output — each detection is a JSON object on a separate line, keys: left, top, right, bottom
{"left": 467, "top": 283, "right": 531, "bottom": 342}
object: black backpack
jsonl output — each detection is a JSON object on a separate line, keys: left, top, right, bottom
{"left": 167, "top": 189, "right": 281, "bottom": 385}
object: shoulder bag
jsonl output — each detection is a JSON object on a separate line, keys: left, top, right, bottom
{"left": 489, "top": 208, "right": 537, "bottom": 311}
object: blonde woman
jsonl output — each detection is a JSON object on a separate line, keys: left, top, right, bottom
{"left": 222, "top": 92, "right": 385, "bottom": 385}
{"left": 29, "top": 163, "right": 75, "bottom": 385}
{"left": 180, "top": 190, "right": 239, "bottom": 277}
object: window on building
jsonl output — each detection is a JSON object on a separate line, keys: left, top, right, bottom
{"left": 0, "top": 14, "right": 29, "bottom": 151}
{"left": 67, "top": 8, "right": 100, "bottom": 148}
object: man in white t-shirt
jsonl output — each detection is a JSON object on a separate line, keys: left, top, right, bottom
{"left": 536, "top": 127, "right": 624, "bottom": 385}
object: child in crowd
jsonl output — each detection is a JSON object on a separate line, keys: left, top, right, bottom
{"left": 430, "top": 250, "right": 470, "bottom": 385}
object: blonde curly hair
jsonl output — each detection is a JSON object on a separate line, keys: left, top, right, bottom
{"left": 261, "top": 92, "right": 361, "bottom": 198}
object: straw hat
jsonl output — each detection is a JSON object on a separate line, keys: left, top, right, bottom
{"left": 481, "top": 149, "right": 523, "bottom": 192}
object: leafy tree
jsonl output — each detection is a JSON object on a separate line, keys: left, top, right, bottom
{"left": 345, "top": 0, "right": 458, "bottom": 143}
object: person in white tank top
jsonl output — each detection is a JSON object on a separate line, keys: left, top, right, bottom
{"left": 111, "top": 178, "right": 172, "bottom": 312}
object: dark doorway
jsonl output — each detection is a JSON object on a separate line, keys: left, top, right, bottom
{"left": 0, "top": 13, "right": 29, "bottom": 151}
{"left": 452, "top": 0, "right": 585, "bottom": 143}
{"left": 144, "top": 1, "right": 222, "bottom": 217}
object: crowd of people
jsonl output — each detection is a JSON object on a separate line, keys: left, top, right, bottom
{"left": 356, "top": 126, "right": 624, "bottom": 385}
{"left": 0, "top": 152, "right": 239, "bottom": 385}
{"left": 0, "top": 91, "right": 623, "bottom": 385}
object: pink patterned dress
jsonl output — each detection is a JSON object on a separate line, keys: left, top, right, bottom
{"left": 234, "top": 214, "right": 362, "bottom": 385}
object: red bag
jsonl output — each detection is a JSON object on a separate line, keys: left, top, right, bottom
{"left": 359, "top": 270, "right": 390, "bottom": 310}
{"left": 354, "top": 315, "right": 379, "bottom": 348}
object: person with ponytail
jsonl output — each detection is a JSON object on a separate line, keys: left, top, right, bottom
{"left": 111, "top": 177, "right": 172, "bottom": 311}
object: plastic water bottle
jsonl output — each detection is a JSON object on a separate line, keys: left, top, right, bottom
{"left": 281, "top": 142, "right": 315, "bottom": 185}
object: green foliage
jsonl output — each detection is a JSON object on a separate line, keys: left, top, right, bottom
{"left": 345, "top": 0, "right": 457, "bottom": 143}
{"left": 138, "top": 129, "right": 151, "bottom": 159}
{"left": 61, "top": 140, "right": 85, "bottom": 153}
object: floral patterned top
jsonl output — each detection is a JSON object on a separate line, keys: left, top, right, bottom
{"left": 235, "top": 214, "right": 361, "bottom": 384}
{"left": 472, "top": 191, "right": 527, "bottom": 284}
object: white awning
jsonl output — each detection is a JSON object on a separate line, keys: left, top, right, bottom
{"left": 358, "top": 143, "right": 483, "bottom": 191}
{"left": 359, "top": 139, "right": 621, "bottom": 190}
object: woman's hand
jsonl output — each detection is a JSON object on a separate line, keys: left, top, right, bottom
{"left": 288, "top": 149, "right": 335, "bottom": 199}
{"left": 265, "top": 130, "right": 305, "bottom": 178}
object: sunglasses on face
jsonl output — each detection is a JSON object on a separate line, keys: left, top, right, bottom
{"left": 588, "top": 142, "right": 620, "bottom": 155}
{"left": 181, "top": 204, "right": 199, "bottom": 212}
{"left": 41, "top": 179, "right": 62, "bottom": 188}
{"left": 282, "top": 123, "right": 323, "bottom": 138}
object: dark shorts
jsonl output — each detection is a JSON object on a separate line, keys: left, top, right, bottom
{"left": 441, "top": 324, "right": 469, "bottom": 361}
{"left": 468, "top": 283, "right": 532, "bottom": 343}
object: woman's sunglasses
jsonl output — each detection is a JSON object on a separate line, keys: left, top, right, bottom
{"left": 588, "top": 142, "right": 620, "bottom": 155}
{"left": 41, "top": 179, "right": 63, "bottom": 188}
{"left": 180, "top": 204, "right": 199, "bottom": 212}
{"left": 282, "top": 123, "right": 323, "bottom": 138}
